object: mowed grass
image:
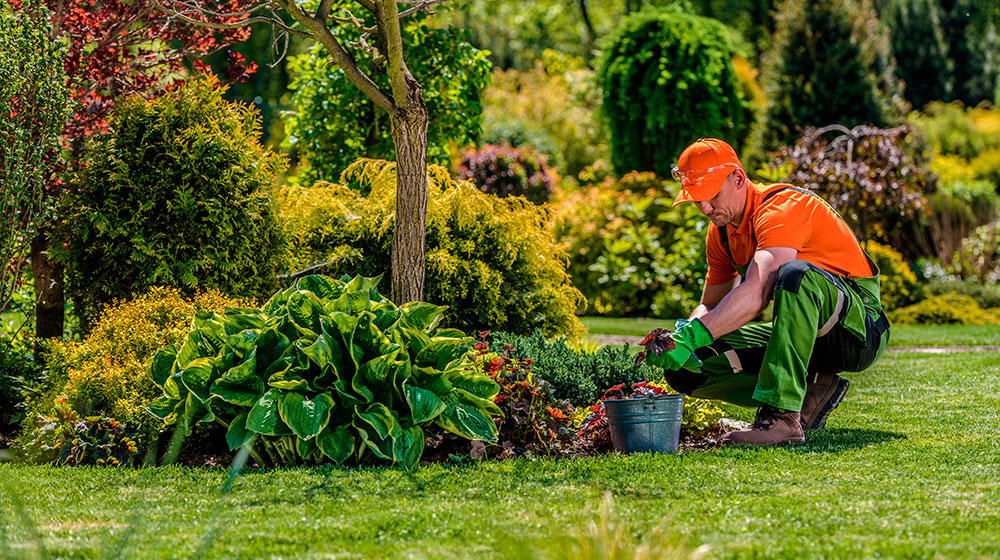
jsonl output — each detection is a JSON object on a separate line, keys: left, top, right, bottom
{"left": 2, "top": 350, "right": 999, "bottom": 559}
{"left": 582, "top": 316, "right": 1000, "bottom": 347}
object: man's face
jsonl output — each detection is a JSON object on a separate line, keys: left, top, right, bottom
{"left": 693, "top": 172, "right": 744, "bottom": 227}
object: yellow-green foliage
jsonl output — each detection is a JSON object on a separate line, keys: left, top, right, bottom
{"left": 648, "top": 380, "right": 725, "bottom": 438}
{"left": 27, "top": 287, "right": 249, "bottom": 434}
{"left": 280, "top": 159, "right": 585, "bottom": 338}
{"left": 913, "top": 102, "right": 1000, "bottom": 187}
{"left": 481, "top": 53, "right": 608, "bottom": 177}
{"left": 864, "top": 241, "right": 924, "bottom": 309}
{"left": 551, "top": 172, "right": 708, "bottom": 317}
{"left": 891, "top": 293, "right": 1000, "bottom": 325}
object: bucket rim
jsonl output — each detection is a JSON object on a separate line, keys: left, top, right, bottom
{"left": 602, "top": 394, "right": 684, "bottom": 404}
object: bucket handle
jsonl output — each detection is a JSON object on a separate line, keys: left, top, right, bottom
{"left": 643, "top": 394, "right": 656, "bottom": 411}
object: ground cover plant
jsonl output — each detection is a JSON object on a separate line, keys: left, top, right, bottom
{"left": 2, "top": 348, "right": 998, "bottom": 558}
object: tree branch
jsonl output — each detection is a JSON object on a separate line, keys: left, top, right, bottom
{"left": 148, "top": 0, "right": 310, "bottom": 38}
{"left": 272, "top": 0, "right": 397, "bottom": 115}
{"left": 314, "top": 0, "right": 335, "bottom": 23}
{"left": 377, "top": 0, "right": 412, "bottom": 110}
{"left": 397, "top": 0, "right": 450, "bottom": 19}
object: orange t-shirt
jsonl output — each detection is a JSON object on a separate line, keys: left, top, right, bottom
{"left": 705, "top": 181, "right": 873, "bottom": 286}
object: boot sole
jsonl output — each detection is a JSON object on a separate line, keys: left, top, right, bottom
{"left": 807, "top": 378, "right": 850, "bottom": 430}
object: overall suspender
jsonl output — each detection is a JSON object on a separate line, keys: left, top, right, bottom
{"left": 716, "top": 187, "right": 889, "bottom": 336}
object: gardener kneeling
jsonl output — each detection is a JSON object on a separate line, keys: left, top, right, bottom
{"left": 645, "top": 138, "right": 890, "bottom": 446}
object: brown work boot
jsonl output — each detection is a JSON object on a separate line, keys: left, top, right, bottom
{"left": 721, "top": 405, "right": 805, "bottom": 446}
{"left": 800, "top": 372, "right": 851, "bottom": 430}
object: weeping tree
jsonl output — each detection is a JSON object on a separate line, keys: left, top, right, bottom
{"left": 0, "top": 2, "right": 70, "bottom": 314}
{"left": 152, "top": 0, "right": 455, "bottom": 304}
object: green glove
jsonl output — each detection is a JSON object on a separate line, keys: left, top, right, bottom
{"left": 645, "top": 318, "right": 714, "bottom": 371}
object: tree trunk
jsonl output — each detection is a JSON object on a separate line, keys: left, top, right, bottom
{"left": 389, "top": 82, "right": 429, "bottom": 304}
{"left": 578, "top": 0, "right": 596, "bottom": 65}
{"left": 31, "top": 229, "right": 64, "bottom": 340}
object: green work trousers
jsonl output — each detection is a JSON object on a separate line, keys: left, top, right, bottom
{"left": 663, "top": 259, "right": 890, "bottom": 411}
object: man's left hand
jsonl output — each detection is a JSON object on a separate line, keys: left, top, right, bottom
{"left": 644, "top": 318, "right": 714, "bottom": 371}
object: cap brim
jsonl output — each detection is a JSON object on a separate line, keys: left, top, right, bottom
{"left": 671, "top": 172, "right": 728, "bottom": 207}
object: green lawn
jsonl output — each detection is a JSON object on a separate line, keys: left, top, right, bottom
{"left": 582, "top": 316, "right": 1000, "bottom": 347}
{"left": 2, "top": 349, "right": 999, "bottom": 559}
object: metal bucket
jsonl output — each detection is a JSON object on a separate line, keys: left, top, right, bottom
{"left": 604, "top": 394, "right": 684, "bottom": 454}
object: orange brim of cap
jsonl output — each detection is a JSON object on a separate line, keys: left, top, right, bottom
{"left": 672, "top": 169, "right": 730, "bottom": 207}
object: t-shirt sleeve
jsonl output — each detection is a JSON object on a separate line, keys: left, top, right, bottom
{"left": 705, "top": 226, "right": 738, "bottom": 286}
{"left": 754, "top": 193, "right": 815, "bottom": 251}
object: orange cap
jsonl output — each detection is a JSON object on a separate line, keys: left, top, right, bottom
{"left": 672, "top": 138, "right": 742, "bottom": 206}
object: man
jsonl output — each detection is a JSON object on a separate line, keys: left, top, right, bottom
{"left": 646, "top": 138, "right": 890, "bottom": 446}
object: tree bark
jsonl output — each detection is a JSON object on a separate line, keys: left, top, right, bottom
{"left": 30, "top": 230, "right": 64, "bottom": 340}
{"left": 389, "top": 76, "right": 428, "bottom": 304}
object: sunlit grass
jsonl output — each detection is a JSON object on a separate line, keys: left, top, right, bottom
{"left": 2, "top": 351, "right": 998, "bottom": 558}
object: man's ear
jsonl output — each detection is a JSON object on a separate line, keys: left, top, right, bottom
{"left": 734, "top": 169, "right": 748, "bottom": 190}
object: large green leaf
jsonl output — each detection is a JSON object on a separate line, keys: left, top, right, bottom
{"left": 163, "top": 372, "right": 186, "bottom": 400}
{"left": 211, "top": 375, "right": 265, "bottom": 406}
{"left": 150, "top": 345, "right": 177, "bottom": 388}
{"left": 226, "top": 411, "right": 254, "bottom": 450}
{"left": 354, "top": 425, "right": 389, "bottom": 461}
{"left": 278, "top": 392, "right": 333, "bottom": 440}
{"left": 180, "top": 357, "right": 216, "bottom": 403}
{"left": 174, "top": 333, "right": 204, "bottom": 370}
{"left": 194, "top": 313, "right": 227, "bottom": 353}
{"left": 371, "top": 303, "right": 401, "bottom": 332}
{"left": 317, "top": 424, "right": 354, "bottom": 464}
{"left": 416, "top": 338, "right": 470, "bottom": 370}
{"left": 296, "top": 275, "right": 338, "bottom": 299}
{"left": 224, "top": 330, "right": 260, "bottom": 359}
{"left": 254, "top": 327, "right": 291, "bottom": 376}
{"left": 179, "top": 393, "right": 215, "bottom": 435}
{"left": 247, "top": 389, "right": 292, "bottom": 436}
{"left": 300, "top": 331, "right": 332, "bottom": 370}
{"left": 324, "top": 292, "right": 351, "bottom": 315}
{"left": 413, "top": 366, "right": 453, "bottom": 397}
{"left": 146, "top": 395, "right": 176, "bottom": 420}
{"left": 324, "top": 312, "right": 359, "bottom": 368}
{"left": 296, "top": 435, "right": 319, "bottom": 460}
{"left": 400, "top": 301, "right": 447, "bottom": 331}
{"left": 263, "top": 286, "right": 296, "bottom": 314}
{"left": 403, "top": 383, "right": 447, "bottom": 424}
{"left": 445, "top": 368, "right": 501, "bottom": 401}
{"left": 222, "top": 350, "right": 257, "bottom": 383}
{"left": 394, "top": 424, "right": 424, "bottom": 468}
{"left": 436, "top": 391, "right": 498, "bottom": 443}
{"left": 353, "top": 354, "right": 397, "bottom": 404}
{"left": 287, "top": 290, "right": 325, "bottom": 332}
{"left": 356, "top": 402, "right": 398, "bottom": 440}
{"left": 454, "top": 386, "right": 503, "bottom": 417}
{"left": 221, "top": 308, "right": 266, "bottom": 334}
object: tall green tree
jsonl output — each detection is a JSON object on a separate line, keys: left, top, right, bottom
{"left": 152, "top": 0, "right": 477, "bottom": 304}
{"left": 0, "top": 2, "right": 70, "bottom": 313}
{"left": 597, "top": 7, "right": 750, "bottom": 176}
{"left": 286, "top": 12, "right": 490, "bottom": 185}
{"left": 755, "top": 0, "right": 904, "bottom": 153}
{"left": 939, "top": 0, "right": 1000, "bottom": 106}
{"left": 884, "top": 0, "right": 953, "bottom": 110}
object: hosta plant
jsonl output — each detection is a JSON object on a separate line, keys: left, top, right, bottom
{"left": 146, "top": 274, "right": 501, "bottom": 467}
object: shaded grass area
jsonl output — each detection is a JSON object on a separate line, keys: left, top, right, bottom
{"left": 2, "top": 352, "right": 999, "bottom": 559}
{"left": 581, "top": 316, "right": 1000, "bottom": 347}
